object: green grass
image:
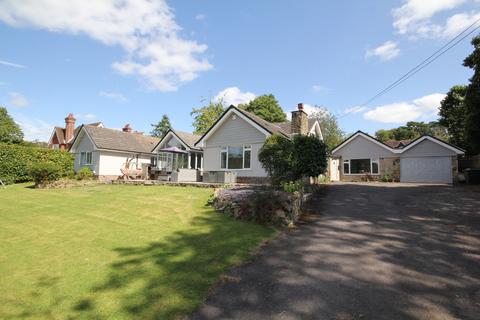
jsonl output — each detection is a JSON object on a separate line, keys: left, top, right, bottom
{"left": 0, "top": 184, "right": 275, "bottom": 320}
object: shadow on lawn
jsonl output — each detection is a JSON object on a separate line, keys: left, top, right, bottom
{"left": 72, "top": 207, "right": 272, "bottom": 320}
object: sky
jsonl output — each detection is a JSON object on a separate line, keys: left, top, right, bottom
{"left": 0, "top": 0, "right": 479, "bottom": 141}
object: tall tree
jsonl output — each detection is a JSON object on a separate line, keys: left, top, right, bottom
{"left": 151, "top": 114, "right": 171, "bottom": 138}
{"left": 239, "top": 94, "right": 287, "bottom": 123}
{"left": 375, "top": 121, "right": 448, "bottom": 142}
{"left": 190, "top": 101, "right": 225, "bottom": 135}
{"left": 438, "top": 85, "right": 467, "bottom": 149}
{"left": 0, "top": 107, "right": 23, "bottom": 143}
{"left": 308, "top": 106, "right": 345, "bottom": 152}
{"left": 463, "top": 35, "right": 480, "bottom": 154}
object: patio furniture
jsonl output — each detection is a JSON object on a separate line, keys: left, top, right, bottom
{"left": 120, "top": 158, "right": 142, "bottom": 180}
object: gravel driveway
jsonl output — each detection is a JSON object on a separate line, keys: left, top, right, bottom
{"left": 190, "top": 183, "right": 480, "bottom": 320}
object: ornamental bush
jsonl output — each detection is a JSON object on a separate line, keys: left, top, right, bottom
{"left": 29, "top": 162, "right": 61, "bottom": 185}
{"left": 0, "top": 143, "right": 74, "bottom": 184}
{"left": 259, "top": 134, "right": 327, "bottom": 186}
{"left": 75, "top": 167, "right": 94, "bottom": 180}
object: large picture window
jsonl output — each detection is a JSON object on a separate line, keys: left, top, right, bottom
{"left": 343, "top": 158, "right": 379, "bottom": 175}
{"left": 220, "top": 145, "right": 252, "bottom": 170}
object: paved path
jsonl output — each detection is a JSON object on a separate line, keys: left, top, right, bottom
{"left": 190, "top": 183, "right": 480, "bottom": 320}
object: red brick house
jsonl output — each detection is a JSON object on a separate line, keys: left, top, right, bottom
{"left": 48, "top": 113, "right": 102, "bottom": 150}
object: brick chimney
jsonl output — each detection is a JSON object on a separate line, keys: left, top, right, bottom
{"left": 291, "top": 103, "right": 308, "bottom": 135}
{"left": 65, "top": 113, "right": 76, "bottom": 142}
{"left": 122, "top": 124, "right": 132, "bottom": 133}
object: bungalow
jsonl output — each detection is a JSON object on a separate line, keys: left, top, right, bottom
{"left": 195, "top": 103, "right": 323, "bottom": 183}
{"left": 70, "top": 124, "right": 159, "bottom": 180}
{"left": 330, "top": 131, "right": 465, "bottom": 184}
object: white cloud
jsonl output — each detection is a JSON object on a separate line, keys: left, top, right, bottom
{"left": 363, "top": 93, "right": 446, "bottom": 123}
{"left": 99, "top": 91, "right": 127, "bottom": 102}
{"left": 0, "top": 59, "right": 26, "bottom": 68}
{"left": 441, "top": 11, "right": 480, "bottom": 37}
{"left": 13, "top": 114, "right": 53, "bottom": 141}
{"left": 195, "top": 14, "right": 206, "bottom": 21}
{"left": 392, "top": 0, "right": 479, "bottom": 39}
{"left": 0, "top": 0, "right": 212, "bottom": 91}
{"left": 343, "top": 106, "right": 368, "bottom": 114}
{"left": 311, "top": 84, "right": 330, "bottom": 94}
{"left": 392, "top": 0, "right": 466, "bottom": 34}
{"left": 9, "top": 92, "right": 29, "bottom": 107}
{"left": 365, "top": 41, "right": 400, "bottom": 61}
{"left": 214, "top": 87, "right": 256, "bottom": 106}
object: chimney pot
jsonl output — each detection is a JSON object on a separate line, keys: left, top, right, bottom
{"left": 122, "top": 124, "right": 132, "bottom": 133}
{"left": 298, "top": 103, "right": 304, "bottom": 111}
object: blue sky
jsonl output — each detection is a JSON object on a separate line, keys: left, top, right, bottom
{"left": 0, "top": 0, "right": 479, "bottom": 141}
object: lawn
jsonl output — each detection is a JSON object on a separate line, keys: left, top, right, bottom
{"left": 0, "top": 184, "right": 275, "bottom": 320}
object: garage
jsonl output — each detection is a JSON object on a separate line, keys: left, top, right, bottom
{"left": 400, "top": 157, "right": 452, "bottom": 184}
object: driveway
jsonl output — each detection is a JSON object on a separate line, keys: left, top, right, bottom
{"left": 190, "top": 183, "right": 480, "bottom": 320}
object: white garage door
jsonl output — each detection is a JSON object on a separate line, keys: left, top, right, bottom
{"left": 400, "top": 157, "right": 452, "bottom": 184}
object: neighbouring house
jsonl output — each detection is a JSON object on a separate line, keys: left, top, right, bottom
{"left": 329, "top": 131, "right": 465, "bottom": 184}
{"left": 195, "top": 103, "right": 323, "bottom": 183}
{"left": 69, "top": 123, "right": 159, "bottom": 180}
{"left": 48, "top": 113, "right": 103, "bottom": 150}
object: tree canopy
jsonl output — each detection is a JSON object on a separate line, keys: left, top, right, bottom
{"left": 238, "top": 94, "right": 287, "bottom": 123}
{"left": 308, "top": 106, "right": 345, "bottom": 152}
{"left": 0, "top": 107, "right": 23, "bottom": 143}
{"left": 151, "top": 114, "right": 171, "bottom": 138}
{"left": 463, "top": 35, "right": 480, "bottom": 154}
{"left": 190, "top": 101, "right": 225, "bottom": 135}
{"left": 438, "top": 85, "right": 467, "bottom": 150}
{"left": 375, "top": 121, "right": 448, "bottom": 142}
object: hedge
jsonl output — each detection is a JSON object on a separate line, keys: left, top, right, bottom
{"left": 0, "top": 143, "right": 74, "bottom": 184}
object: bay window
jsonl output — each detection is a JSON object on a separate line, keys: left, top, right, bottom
{"left": 343, "top": 158, "right": 379, "bottom": 175}
{"left": 220, "top": 145, "right": 252, "bottom": 170}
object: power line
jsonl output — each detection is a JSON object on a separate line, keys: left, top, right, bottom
{"left": 339, "top": 16, "right": 480, "bottom": 120}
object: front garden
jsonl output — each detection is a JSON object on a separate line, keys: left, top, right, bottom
{"left": 0, "top": 184, "right": 275, "bottom": 320}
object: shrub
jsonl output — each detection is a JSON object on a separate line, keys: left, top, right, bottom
{"left": 259, "top": 134, "right": 328, "bottom": 187}
{"left": 258, "top": 134, "right": 294, "bottom": 186}
{"left": 282, "top": 180, "right": 304, "bottom": 193}
{"left": 381, "top": 174, "right": 393, "bottom": 182}
{"left": 29, "top": 162, "right": 61, "bottom": 185}
{"left": 0, "top": 142, "right": 74, "bottom": 184}
{"left": 75, "top": 167, "right": 94, "bottom": 180}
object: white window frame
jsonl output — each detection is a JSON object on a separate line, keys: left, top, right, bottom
{"left": 343, "top": 158, "right": 380, "bottom": 175}
{"left": 220, "top": 145, "right": 252, "bottom": 170}
{"left": 80, "top": 151, "right": 93, "bottom": 165}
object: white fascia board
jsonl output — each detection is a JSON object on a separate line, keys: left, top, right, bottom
{"left": 70, "top": 127, "right": 97, "bottom": 153}
{"left": 400, "top": 136, "right": 465, "bottom": 155}
{"left": 195, "top": 108, "right": 270, "bottom": 147}
{"left": 332, "top": 132, "right": 399, "bottom": 155}
{"left": 152, "top": 131, "right": 190, "bottom": 152}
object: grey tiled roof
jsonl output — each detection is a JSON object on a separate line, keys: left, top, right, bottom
{"left": 84, "top": 125, "right": 159, "bottom": 154}
{"left": 235, "top": 108, "right": 291, "bottom": 138}
{"left": 174, "top": 130, "right": 202, "bottom": 150}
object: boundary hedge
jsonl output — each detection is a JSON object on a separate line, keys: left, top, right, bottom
{"left": 0, "top": 143, "right": 74, "bottom": 184}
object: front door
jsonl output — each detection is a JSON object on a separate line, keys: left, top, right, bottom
{"left": 330, "top": 158, "right": 340, "bottom": 181}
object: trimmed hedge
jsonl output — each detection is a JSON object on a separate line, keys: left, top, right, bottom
{"left": 0, "top": 143, "right": 74, "bottom": 184}
{"left": 29, "top": 162, "right": 62, "bottom": 185}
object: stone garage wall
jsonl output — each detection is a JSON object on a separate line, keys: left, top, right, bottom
{"left": 380, "top": 157, "right": 400, "bottom": 182}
